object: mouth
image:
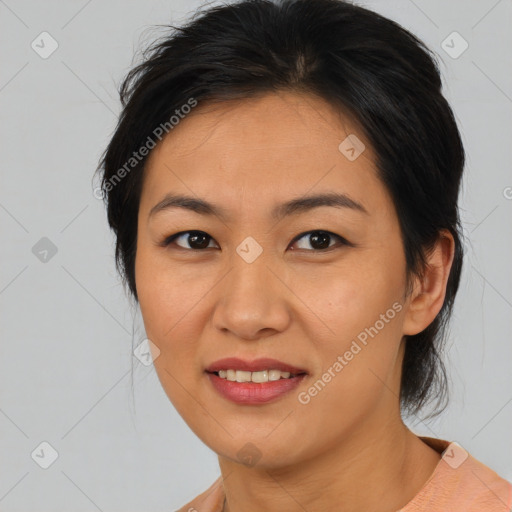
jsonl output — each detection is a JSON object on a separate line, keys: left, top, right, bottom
{"left": 205, "top": 357, "right": 308, "bottom": 404}
{"left": 207, "top": 369, "right": 306, "bottom": 382}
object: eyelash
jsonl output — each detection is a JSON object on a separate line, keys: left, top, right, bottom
{"left": 160, "top": 230, "right": 352, "bottom": 252}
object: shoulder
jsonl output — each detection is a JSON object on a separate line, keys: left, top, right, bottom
{"left": 460, "top": 450, "right": 512, "bottom": 512}
{"left": 403, "top": 438, "right": 512, "bottom": 512}
{"left": 175, "top": 476, "right": 225, "bottom": 512}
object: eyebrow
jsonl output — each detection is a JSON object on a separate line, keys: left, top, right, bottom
{"left": 149, "top": 192, "right": 369, "bottom": 221}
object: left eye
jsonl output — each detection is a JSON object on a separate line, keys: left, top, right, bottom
{"left": 162, "top": 230, "right": 350, "bottom": 252}
{"left": 163, "top": 231, "right": 218, "bottom": 250}
{"left": 289, "top": 230, "right": 349, "bottom": 251}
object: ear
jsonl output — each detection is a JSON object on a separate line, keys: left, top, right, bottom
{"left": 402, "top": 229, "right": 455, "bottom": 336}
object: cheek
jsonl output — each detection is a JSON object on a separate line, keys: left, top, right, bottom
{"left": 298, "top": 254, "right": 405, "bottom": 339}
{"left": 135, "top": 246, "right": 184, "bottom": 355}
{"left": 294, "top": 254, "right": 406, "bottom": 399}
{"left": 297, "top": 288, "right": 404, "bottom": 433}
{"left": 135, "top": 248, "right": 209, "bottom": 420}
{"left": 135, "top": 244, "right": 215, "bottom": 375}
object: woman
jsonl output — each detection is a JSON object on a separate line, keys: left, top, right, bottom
{"left": 96, "top": 0, "right": 512, "bottom": 510}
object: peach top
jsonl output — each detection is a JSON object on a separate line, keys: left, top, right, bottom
{"left": 176, "top": 437, "right": 512, "bottom": 512}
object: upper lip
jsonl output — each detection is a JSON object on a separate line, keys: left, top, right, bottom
{"left": 205, "top": 357, "right": 308, "bottom": 375}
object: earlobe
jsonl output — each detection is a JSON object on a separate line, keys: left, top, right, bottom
{"left": 402, "top": 230, "right": 455, "bottom": 336}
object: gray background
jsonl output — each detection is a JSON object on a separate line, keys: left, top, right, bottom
{"left": 1, "top": 0, "right": 511, "bottom": 510}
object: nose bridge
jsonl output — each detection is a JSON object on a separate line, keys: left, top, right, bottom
{"left": 212, "top": 239, "right": 290, "bottom": 337}
{"left": 227, "top": 239, "right": 275, "bottom": 302}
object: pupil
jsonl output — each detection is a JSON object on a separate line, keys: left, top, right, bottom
{"left": 190, "top": 232, "right": 209, "bottom": 249}
{"left": 311, "top": 231, "right": 330, "bottom": 249}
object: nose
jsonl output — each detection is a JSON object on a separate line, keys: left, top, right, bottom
{"left": 211, "top": 253, "right": 291, "bottom": 341}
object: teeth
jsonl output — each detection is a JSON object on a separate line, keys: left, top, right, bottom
{"left": 216, "top": 369, "right": 296, "bottom": 382}
{"left": 269, "top": 369, "right": 284, "bottom": 381}
{"left": 236, "top": 370, "right": 252, "bottom": 382}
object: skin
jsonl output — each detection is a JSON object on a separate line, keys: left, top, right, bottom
{"left": 135, "top": 91, "right": 455, "bottom": 512}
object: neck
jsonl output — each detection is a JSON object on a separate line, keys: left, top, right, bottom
{"left": 219, "top": 412, "right": 441, "bottom": 512}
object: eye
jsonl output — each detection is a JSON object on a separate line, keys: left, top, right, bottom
{"left": 162, "top": 230, "right": 218, "bottom": 250}
{"left": 289, "top": 230, "right": 350, "bottom": 251}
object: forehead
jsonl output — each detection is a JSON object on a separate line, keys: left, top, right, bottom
{"left": 150, "top": 91, "right": 370, "bottom": 156}
{"left": 140, "top": 91, "right": 385, "bottom": 217}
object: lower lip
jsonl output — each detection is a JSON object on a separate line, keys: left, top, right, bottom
{"left": 206, "top": 372, "right": 307, "bottom": 404}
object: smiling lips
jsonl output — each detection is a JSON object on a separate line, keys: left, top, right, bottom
{"left": 205, "top": 357, "right": 308, "bottom": 374}
{"left": 217, "top": 368, "right": 295, "bottom": 383}
{"left": 205, "top": 357, "right": 308, "bottom": 404}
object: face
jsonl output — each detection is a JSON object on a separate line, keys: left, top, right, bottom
{"left": 135, "top": 91, "right": 413, "bottom": 469}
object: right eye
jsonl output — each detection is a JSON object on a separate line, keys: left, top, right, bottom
{"left": 162, "top": 230, "right": 219, "bottom": 251}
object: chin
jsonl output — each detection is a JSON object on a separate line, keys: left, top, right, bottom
{"left": 200, "top": 427, "right": 307, "bottom": 470}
